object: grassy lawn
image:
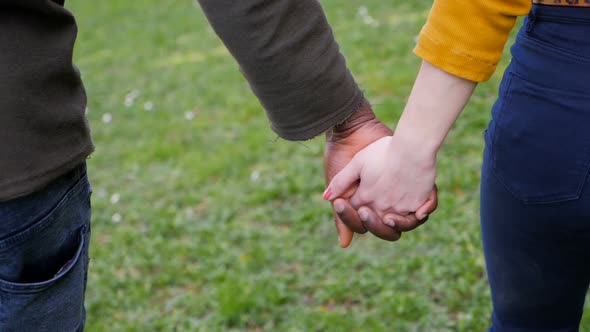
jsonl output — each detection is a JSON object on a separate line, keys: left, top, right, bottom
{"left": 69, "top": 1, "right": 589, "bottom": 331}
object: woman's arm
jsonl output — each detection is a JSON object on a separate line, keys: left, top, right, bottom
{"left": 326, "top": 61, "right": 475, "bottom": 217}
{"left": 394, "top": 61, "right": 476, "bottom": 161}
{"left": 325, "top": 0, "right": 531, "bottom": 221}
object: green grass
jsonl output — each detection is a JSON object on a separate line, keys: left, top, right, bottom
{"left": 68, "top": 1, "right": 589, "bottom": 331}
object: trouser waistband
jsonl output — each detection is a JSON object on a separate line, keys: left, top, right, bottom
{"left": 533, "top": 0, "right": 590, "bottom": 7}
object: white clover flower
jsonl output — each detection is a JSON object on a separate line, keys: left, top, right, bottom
{"left": 358, "top": 6, "right": 368, "bottom": 17}
{"left": 102, "top": 113, "right": 112, "bottom": 123}
{"left": 144, "top": 101, "right": 154, "bottom": 112}
{"left": 184, "top": 111, "right": 195, "bottom": 120}
{"left": 111, "top": 213, "right": 122, "bottom": 223}
{"left": 358, "top": 6, "right": 380, "bottom": 27}
{"left": 124, "top": 89, "right": 140, "bottom": 107}
{"left": 110, "top": 193, "right": 120, "bottom": 204}
{"left": 250, "top": 170, "right": 261, "bottom": 182}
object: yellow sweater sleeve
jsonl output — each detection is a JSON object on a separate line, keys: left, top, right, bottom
{"left": 414, "top": 0, "right": 531, "bottom": 82}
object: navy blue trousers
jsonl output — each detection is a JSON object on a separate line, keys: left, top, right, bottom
{"left": 482, "top": 5, "right": 590, "bottom": 331}
{"left": 0, "top": 164, "right": 91, "bottom": 332}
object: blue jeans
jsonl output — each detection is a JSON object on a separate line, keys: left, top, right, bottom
{"left": 482, "top": 5, "right": 590, "bottom": 331}
{"left": 0, "top": 163, "right": 91, "bottom": 331}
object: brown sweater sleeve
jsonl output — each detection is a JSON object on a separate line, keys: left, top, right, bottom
{"left": 197, "top": 0, "right": 363, "bottom": 141}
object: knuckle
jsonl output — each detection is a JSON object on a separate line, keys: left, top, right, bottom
{"left": 357, "top": 190, "right": 373, "bottom": 206}
{"left": 373, "top": 200, "right": 390, "bottom": 214}
{"left": 393, "top": 206, "right": 411, "bottom": 215}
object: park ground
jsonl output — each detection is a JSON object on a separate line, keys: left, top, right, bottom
{"left": 70, "top": 1, "right": 590, "bottom": 331}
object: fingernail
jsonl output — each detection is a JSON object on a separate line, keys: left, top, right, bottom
{"left": 419, "top": 214, "right": 428, "bottom": 221}
{"left": 334, "top": 202, "right": 345, "bottom": 213}
{"left": 384, "top": 218, "right": 396, "bottom": 227}
{"left": 358, "top": 209, "right": 368, "bottom": 222}
{"left": 322, "top": 187, "right": 332, "bottom": 200}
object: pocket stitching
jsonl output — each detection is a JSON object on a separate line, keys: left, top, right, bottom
{"left": 489, "top": 72, "right": 529, "bottom": 203}
{"left": 0, "top": 173, "right": 88, "bottom": 250}
{"left": 0, "top": 226, "right": 87, "bottom": 293}
{"left": 510, "top": 70, "right": 589, "bottom": 96}
{"left": 523, "top": 32, "right": 590, "bottom": 65}
{"left": 490, "top": 72, "right": 590, "bottom": 204}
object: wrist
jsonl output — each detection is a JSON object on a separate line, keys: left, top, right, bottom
{"left": 391, "top": 127, "right": 440, "bottom": 163}
{"left": 326, "top": 98, "right": 377, "bottom": 141}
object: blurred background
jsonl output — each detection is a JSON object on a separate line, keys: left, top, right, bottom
{"left": 70, "top": 0, "right": 589, "bottom": 331}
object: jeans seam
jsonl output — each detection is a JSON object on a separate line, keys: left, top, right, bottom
{"left": 0, "top": 173, "right": 89, "bottom": 250}
{"left": 521, "top": 32, "right": 590, "bottom": 64}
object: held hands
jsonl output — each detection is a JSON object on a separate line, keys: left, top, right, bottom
{"left": 326, "top": 134, "right": 438, "bottom": 224}
{"left": 324, "top": 100, "right": 438, "bottom": 247}
{"left": 322, "top": 61, "right": 476, "bottom": 247}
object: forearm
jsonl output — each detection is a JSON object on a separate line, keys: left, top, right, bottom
{"left": 197, "top": 0, "right": 363, "bottom": 140}
{"left": 393, "top": 61, "right": 477, "bottom": 158}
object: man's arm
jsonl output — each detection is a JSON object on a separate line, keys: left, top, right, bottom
{"left": 198, "top": 1, "right": 428, "bottom": 247}
{"left": 197, "top": 0, "right": 363, "bottom": 141}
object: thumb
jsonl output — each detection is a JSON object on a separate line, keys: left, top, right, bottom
{"left": 415, "top": 185, "right": 438, "bottom": 221}
{"left": 335, "top": 216, "right": 354, "bottom": 248}
{"left": 323, "top": 159, "right": 361, "bottom": 200}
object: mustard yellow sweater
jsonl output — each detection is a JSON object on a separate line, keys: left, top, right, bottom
{"left": 414, "top": 0, "right": 531, "bottom": 82}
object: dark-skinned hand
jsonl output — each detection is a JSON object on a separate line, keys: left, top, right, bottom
{"left": 324, "top": 99, "right": 438, "bottom": 247}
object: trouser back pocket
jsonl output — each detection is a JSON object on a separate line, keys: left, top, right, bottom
{"left": 0, "top": 173, "right": 91, "bottom": 332}
{"left": 489, "top": 70, "right": 590, "bottom": 204}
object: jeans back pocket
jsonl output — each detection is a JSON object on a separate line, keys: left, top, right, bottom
{"left": 0, "top": 173, "right": 91, "bottom": 332}
{"left": 490, "top": 71, "right": 590, "bottom": 204}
